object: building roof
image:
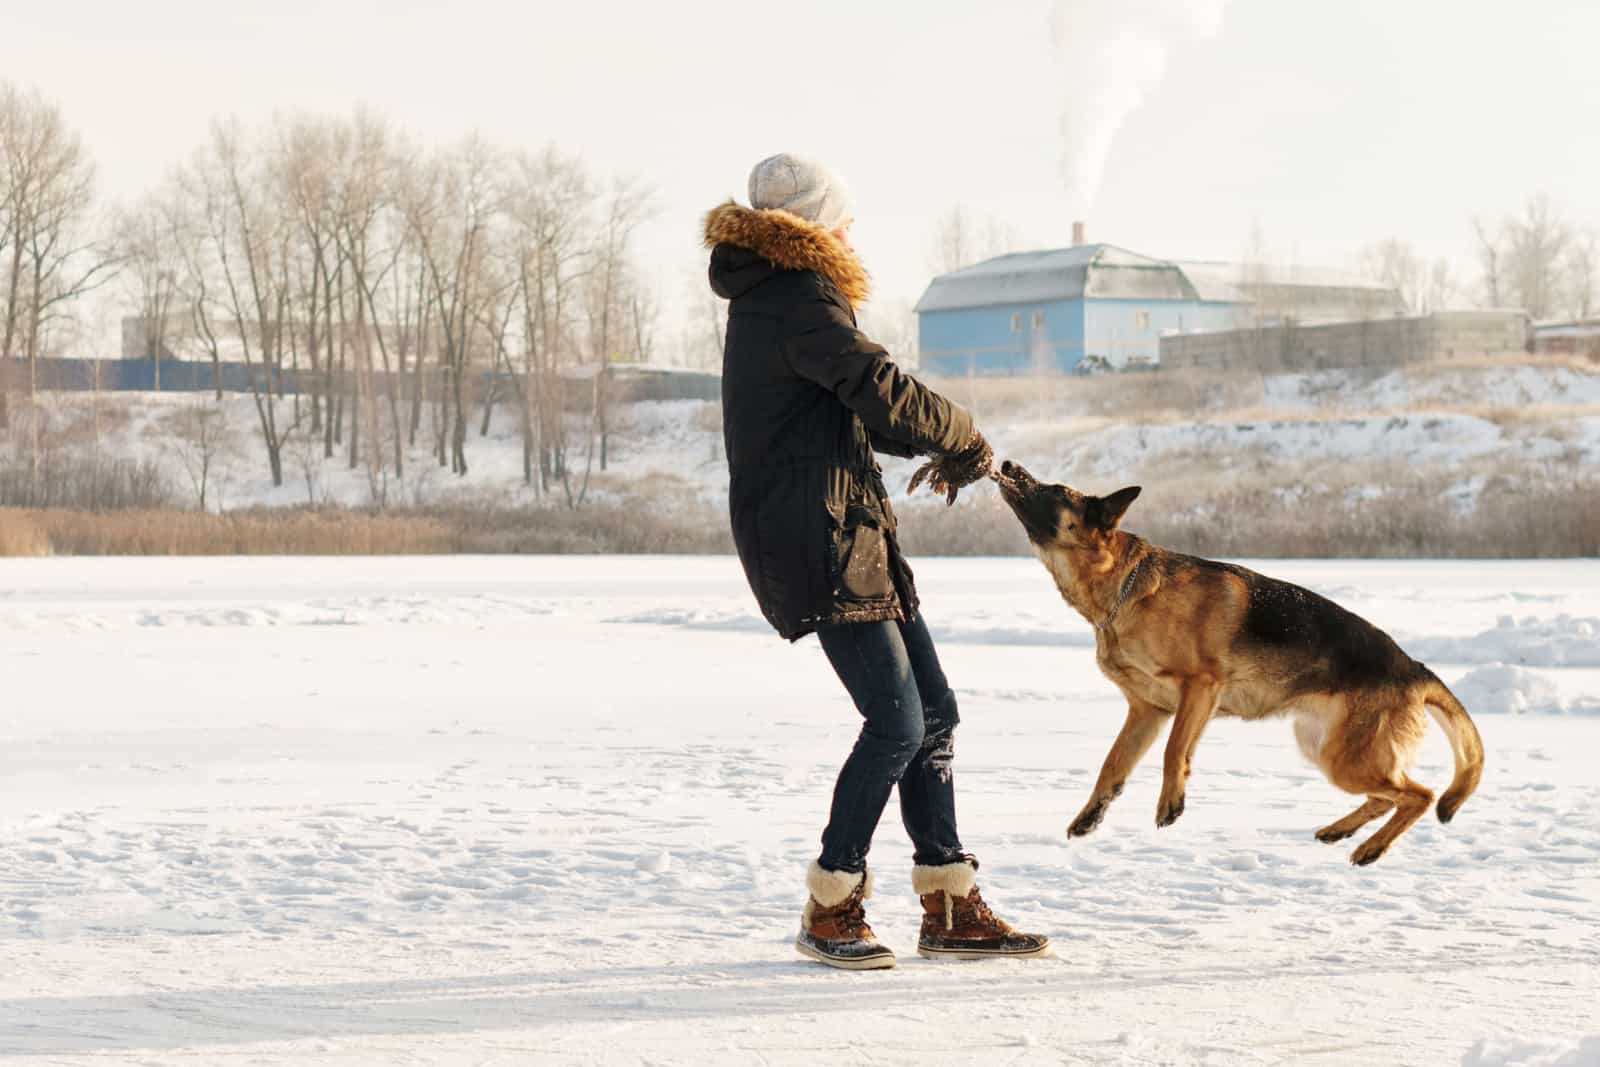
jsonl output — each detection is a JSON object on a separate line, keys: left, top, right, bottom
{"left": 1532, "top": 318, "right": 1600, "bottom": 336}
{"left": 1170, "top": 260, "right": 1398, "bottom": 304}
{"left": 915, "top": 244, "right": 1401, "bottom": 314}
{"left": 914, "top": 244, "right": 1201, "bottom": 312}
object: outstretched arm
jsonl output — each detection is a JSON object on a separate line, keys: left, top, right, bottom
{"left": 782, "top": 291, "right": 972, "bottom": 457}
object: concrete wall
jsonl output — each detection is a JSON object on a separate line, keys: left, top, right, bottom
{"left": 1159, "top": 311, "right": 1529, "bottom": 372}
{"left": 1532, "top": 321, "right": 1600, "bottom": 361}
{"left": 919, "top": 300, "right": 1086, "bottom": 376}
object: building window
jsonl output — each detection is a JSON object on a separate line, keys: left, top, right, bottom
{"left": 1135, "top": 310, "right": 1151, "bottom": 331}
{"left": 1032, "top": 310, "right": 1045, "bottom": 328}
{"left": 1010, "top": 312, "right": 1022, "bottom": 332}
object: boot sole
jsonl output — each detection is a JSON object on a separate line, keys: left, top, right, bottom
{"left": 795, "top": 937, "right": 897, "bottom": 970}
{"left": 916, "top": 942, "right": 1052, "bottom": 961}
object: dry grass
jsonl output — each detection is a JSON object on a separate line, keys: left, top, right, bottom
{"left": 5, "top": 474, "right": 1593, "bottom": 558}
{"left": 1, "top": 508, "right": 454, "bottom": 556}
{"left": 0, "top": 513, "right": 51, "bottom": 556}
{"left": 1413, "top": 351, "right": 1597, "bottom": 374}
{"left": 892, "top": 473, "right": 1600, "bottom": 558}
{"left": 0, "top": 479, "right": 735, "bottom": 557}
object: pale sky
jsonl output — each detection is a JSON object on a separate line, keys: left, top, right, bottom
{"left": 7, "top": 0, "right": 1599, "bottom": 337}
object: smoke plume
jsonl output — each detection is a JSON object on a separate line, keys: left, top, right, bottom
{"left": 1051, "top": 0, "right": 1229, "bottom": 214}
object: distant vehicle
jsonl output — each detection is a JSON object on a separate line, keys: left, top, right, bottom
{"left": 1073, "top": 354, "right": 1112, "bottom": 376}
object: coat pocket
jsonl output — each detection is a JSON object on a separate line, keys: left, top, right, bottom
{"left": 830, "top": 504, "right": 896, "bottom": 603}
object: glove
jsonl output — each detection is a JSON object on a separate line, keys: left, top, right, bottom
{"left": 908, "top": 429, "right": 994, "bottom": 506}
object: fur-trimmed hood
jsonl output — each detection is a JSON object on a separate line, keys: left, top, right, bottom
{"left": 703, "top": 200, "right": 870, "bottom": 308}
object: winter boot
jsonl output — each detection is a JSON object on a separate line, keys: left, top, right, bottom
{"left": 795, "top": 861, "right": 895, "bottom": 970}
{"left": 913, "top": 860, "right": 1051, "bottom": 960}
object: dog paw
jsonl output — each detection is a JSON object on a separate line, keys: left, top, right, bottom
{"left": 1155, "top": 795, "right": 1185, "bottom": 828}
{"left": 1314, "top": 826, "right": 1355, "bottom": 844}
{"left": 1350, "top": 841, "right": 1386, "bottom": 867}
{"left": 1068, "top": 802, "right": 1105, "bottom": 838}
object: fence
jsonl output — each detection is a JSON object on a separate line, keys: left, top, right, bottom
{"left": 0, "top": 358, "right": 720, "bottom": 406}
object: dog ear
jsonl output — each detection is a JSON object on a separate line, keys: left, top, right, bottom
{"left": 1094, "top": 486, "right": 1142, "bottom": 529}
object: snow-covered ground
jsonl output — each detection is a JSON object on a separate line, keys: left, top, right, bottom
{"left": 3, "top": 555, "right": 1598, "bottom": 1065}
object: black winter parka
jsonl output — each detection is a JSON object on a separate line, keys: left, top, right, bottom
{"left": 704, "top": 202, "right": 974, "bottom": 640}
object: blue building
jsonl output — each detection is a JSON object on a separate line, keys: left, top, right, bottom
{"left": 914, "top": 244, "right": 1403, "bottom": 376}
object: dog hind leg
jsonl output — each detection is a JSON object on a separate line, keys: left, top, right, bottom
{"left": 1348, "top": 778, "right": 1433, "bottom": 866}
{"left": 1318, "top": 694, "right": 1432, "bottom": 865}
{"left": 1314, "top": 797, "right": 1394, "bottom": 844}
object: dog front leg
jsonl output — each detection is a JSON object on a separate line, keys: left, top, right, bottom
{"left": 1157, "top": 678, "right": 1220, "bottom": 828}
{"left": 1069, "top": 700, "right": 1165, "bottom": 838}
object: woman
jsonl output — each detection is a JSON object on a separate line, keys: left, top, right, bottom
{"left": 703, "top": 153, "right": 1050, "bottom": 970}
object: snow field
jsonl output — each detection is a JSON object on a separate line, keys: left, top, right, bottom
{"left": 2, "top": 556, "right": 1598, "bottom": 1064}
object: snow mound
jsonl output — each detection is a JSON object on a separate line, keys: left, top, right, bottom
{"left": 603, "top": 607, "right": 769, "bottom": 633}
{"left": 1450, "top": 665, "right": 1600, "bottom": 717}
{"left": 1462, "top": 1034, "right": 1600, "bottom": 1067}
{"left": 1267, "top": 365, "right": 1600, "bottom": 413}
{"left": 1409, "top": 615, "right": 1600, "bottom": 667}
{"left": 1012, "top": 412, "right": 1518, "bottom": 478}
{"left": 930, "top": 621, "right": 1096, "bottom": 647}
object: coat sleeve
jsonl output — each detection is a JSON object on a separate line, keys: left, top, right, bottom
{"left": 869, "top": 430, "right": 923, "bottom": 459}
{"left": 781, "top": 287, "right": 974, "bottom": 457}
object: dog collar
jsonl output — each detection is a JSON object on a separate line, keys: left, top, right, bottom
{"left": 1098, "top": 555, "right": 1147, "bottom": 633}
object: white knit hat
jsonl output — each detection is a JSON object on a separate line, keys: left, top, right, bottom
{"left": 747, "top": 153, "right": 854, "bottom": 231}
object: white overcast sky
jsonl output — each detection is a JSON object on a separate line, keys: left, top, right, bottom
{"left": 7, "top": 0, "right": 1599, "bottom": 328}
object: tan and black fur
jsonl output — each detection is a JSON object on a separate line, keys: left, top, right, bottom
{"left": 994, "top": 460, "right": 1485, "bottom": 866}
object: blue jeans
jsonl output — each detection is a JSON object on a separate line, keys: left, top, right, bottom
{"left": 814, "top": 613, "right": 968, "bottom": 873}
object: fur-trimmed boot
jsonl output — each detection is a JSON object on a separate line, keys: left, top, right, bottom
{"left": 795, "top": 861, "right": 895, "bottom": 970}
{"left": 913, "top": 860, "right": 1051, "bottom": 960}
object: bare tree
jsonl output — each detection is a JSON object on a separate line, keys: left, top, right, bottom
{"left": 328, "top": 110, "right": 408, "bottom": 491}
{"left": 927, "top": 203, "right": 1023, "bottom": 275}
{"left": 682, "top": 262, "right": 728, "bottom": 371}
{"left": 1422, "top": 257, "right": 1459, "bottom": 314}
{"left": 506, "top": 145, "right": 593, "bottom": 493}
{"left": 116, "top": 182, "right": 187, "bottom": 387}
{"left": 157, "top": 398, "right": 237, "bottom": 511}
{"left": 1503, "top": 193, "right": 1573, "bottom": 320}
{"left": 1567, "top": 229, "right": 1597, "bottom": 320}
{"left": 577, "top": 175, "right": 653, "bottom": 487}
{"left": 398, "top": 134, "right": 501, "bottom": 477}
{"left": 859, "top": 298, "right": 918, "bottom": 365}
{"left": 275, "top": 114, "right": 342, "bottom": 451}
{"left": 626, "top": 269, "right": 659, "bottom": 365}
{"left": 190, "top": 119, "right": 297, "bottom": 487}
{"left": 0, "top": 82, "right": 117, "bottom": 478}
{"left": 1359, "top": 238, "right": 1424, "bottom": 313}
{"left": 1471, "top": 215, "right": 1504, "bottom": 308}
{"left": 1473, "top": 195, "right": 1580, "bottom": 320}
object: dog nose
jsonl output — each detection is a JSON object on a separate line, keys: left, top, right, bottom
{"left": 1000, "top": 460, "right": 1016, "bottom": 477}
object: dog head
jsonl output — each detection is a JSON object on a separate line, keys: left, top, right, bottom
{"left": 993, "top": 460, "right": 1141, "bottom": 550}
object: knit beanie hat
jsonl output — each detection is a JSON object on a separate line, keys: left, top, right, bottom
{"left": 747, "top": 153, "right": 854, "bottom": 232}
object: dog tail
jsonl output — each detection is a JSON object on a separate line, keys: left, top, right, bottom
{"left": 1421, "top": 671, "right": 1484, "bottom": 824}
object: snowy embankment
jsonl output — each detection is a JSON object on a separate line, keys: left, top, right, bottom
{"left": 3, "top": 556, "right": 1598, "bottom": 1064}
{"left": 18, "top": 360, "right": 1600, "bottom": 517}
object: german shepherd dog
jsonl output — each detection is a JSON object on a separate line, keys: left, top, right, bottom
{"left": 992, "top": 460, "right": 1485, "bottom": 865}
